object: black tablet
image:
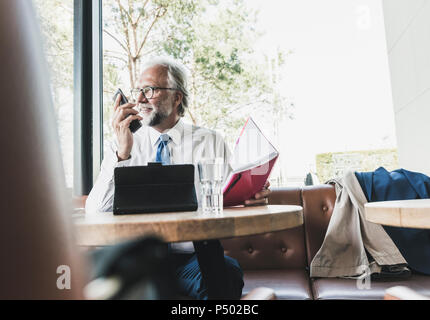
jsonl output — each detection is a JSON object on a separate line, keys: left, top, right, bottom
{"left": 113, "top": 163, "right": 198, "bottom": 215}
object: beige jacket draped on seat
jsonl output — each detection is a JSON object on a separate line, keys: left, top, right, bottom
{"left": 310, "top": 171, "right": 408, "bottom": 278}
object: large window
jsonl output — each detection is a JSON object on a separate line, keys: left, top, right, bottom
{"left": 34, "top": 0, "right": 398, "bottom": 192}
{"left": 101, "top": 0, "right": 397, "bottom": 187}
{"left": 34, "top": 0, "right": 74, "bottom": 188}
{"left": 248, "top": 0, "right": 398, "bottom": 185}
{"left": 101, "top": 0, "right": 290, "bottom": 185}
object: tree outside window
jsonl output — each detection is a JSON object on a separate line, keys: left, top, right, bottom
{"left": 102, "top": 0, "right": 292, "bottom": 163}
{"left": 34, "top": 0, "right": 74, "bottom": 188}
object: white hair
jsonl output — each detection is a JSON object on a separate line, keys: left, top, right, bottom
{"left": 141, "top": 57, "right": 189, "bottom": 117}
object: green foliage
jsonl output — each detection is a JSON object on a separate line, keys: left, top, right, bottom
{"left": 36, "top": 0, "right": 293, "bottom": 160}
{"left": 34, "top": 0, "right": 73, "bottom": 111}
{"left": 34, "top": 0, "right": 74, "bottom": 187}
{"left": 102, "top": 0, "right": 292, "bottom": 146}
{"left": 316, "top": 149, "right": 399, "bottom": 183}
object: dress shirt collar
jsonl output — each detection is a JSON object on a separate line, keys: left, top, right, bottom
{"left": 148, "top": 118, "right": 184, "bottom": 147}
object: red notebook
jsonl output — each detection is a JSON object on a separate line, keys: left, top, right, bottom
{"left": 223, "top": 117, "right": 279, "bottom": 207}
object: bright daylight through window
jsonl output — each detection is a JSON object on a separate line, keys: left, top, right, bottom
{"left": 102, "top": 0, "right": 398, "bottom": 187}
{"left": 35, "top": 0, "right": 398, "bottom": 190}
{"left": 34, "top": 0, "right": 74, "bottom": 188}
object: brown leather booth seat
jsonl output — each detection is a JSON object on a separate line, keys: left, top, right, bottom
{"left": 221, "top": 185, "right": 430, "bottom": 300}
{"left": 311, "top": 274, "right": 430, "bottom": 300}
{"left": 222, "top": 188, "right": 313, "bottom": 300}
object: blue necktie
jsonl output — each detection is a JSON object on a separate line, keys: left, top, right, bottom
{"left": 155, "top": 133, "right": 171, "bottom": 165}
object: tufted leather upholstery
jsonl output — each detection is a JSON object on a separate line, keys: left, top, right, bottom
{"left": 243, "top": 269, "right": 313, "bottom": 300}
{"left": 221, "top": 185, "right": 430, "bottom": 300}
{"left": 221, "top": 188, "right": 306, "bottom": 270}
{"left": 221, "top": 187, "right": 312, "bottom": 299}
{"left": 301, "top": 185, "right": 336, "bottom": 263}
{"left": 311, "top": 275, "right": 430, "bottom": 300}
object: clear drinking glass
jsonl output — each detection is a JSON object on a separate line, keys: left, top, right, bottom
{"left": 198, "top": 158, "right": 224, "bottom": 214}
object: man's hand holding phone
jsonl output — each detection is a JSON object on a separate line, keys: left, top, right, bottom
{"left": 112, "top": 94, "right": 143, "bottom": 161}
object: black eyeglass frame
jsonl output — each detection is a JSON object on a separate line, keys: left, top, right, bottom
{"left": 131, "top": 86, "right": 179, "bottom": 100}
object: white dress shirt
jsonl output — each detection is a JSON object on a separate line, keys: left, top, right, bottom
{"left": 85, "top": 118, "right": 233, "bottom": 214}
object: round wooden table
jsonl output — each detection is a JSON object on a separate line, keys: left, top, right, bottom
{"left": 73, "top": 205, "right": 303, "bottom": 246}
{"left": 365, "top": 199, "right": 430, "bottom": 229}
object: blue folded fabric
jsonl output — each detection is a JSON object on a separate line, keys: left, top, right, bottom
{"left": 355, "top": 167, "right": 430, "bottom": 275}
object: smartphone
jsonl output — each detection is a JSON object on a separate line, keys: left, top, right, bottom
{"left": 113, "top": 88, "right": 142, "bottom": 133}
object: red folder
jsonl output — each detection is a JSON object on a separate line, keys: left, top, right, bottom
{"left": 223, "top": 117, "right": 279, "bottom": 207}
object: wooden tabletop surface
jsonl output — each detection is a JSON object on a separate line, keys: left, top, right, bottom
{"left": 73, "top": 205, "right": 303, "bottom": 246}
{"left": 365, "top": 199, "right": 430, "bottom": 229}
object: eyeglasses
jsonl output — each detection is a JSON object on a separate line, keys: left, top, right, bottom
{"left": 130, "top": 86, "right": 179, "bottom": 101}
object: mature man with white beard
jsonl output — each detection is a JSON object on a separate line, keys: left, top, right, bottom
{"left": 86, "top": 57, "right": 271, "bottom": 299}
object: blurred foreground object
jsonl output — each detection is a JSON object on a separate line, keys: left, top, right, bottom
{"left": 0, "top": 0, "right": 86, "bottom": 299}
{"left": 84, "top": 237, "right": 177, "bottom": 300}
{"left": 84, "top": 236, "right": 277, "bottom": 300}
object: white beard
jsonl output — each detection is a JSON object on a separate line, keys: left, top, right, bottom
{"left": 137, "top": 102, "right": 172, "bottom": 127}
{"left": 138, "top": 107, "right": 156, "bottom": 127}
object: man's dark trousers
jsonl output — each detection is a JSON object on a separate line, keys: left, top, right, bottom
{"left": 171, "top": 240, "right": 244, "bottom": 300}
